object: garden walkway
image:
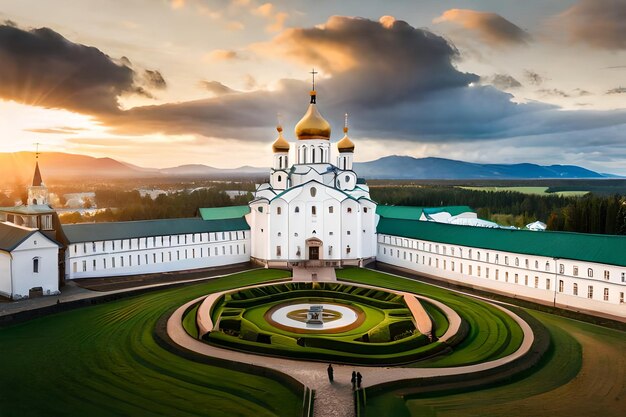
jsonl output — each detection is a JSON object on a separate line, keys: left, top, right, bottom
{"left": 167, "top": 279, "right": 535, "bottom": 417}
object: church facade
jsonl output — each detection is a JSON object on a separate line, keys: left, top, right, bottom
{"left": 0, "top": 84, "right": 624, "bottom": 320}
{"left": 247, "top": 89, "right": 377, "bottom": 268}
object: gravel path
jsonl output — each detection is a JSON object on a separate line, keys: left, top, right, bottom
{"left": 167, "top": 280, "right": 534, "bottom": 417}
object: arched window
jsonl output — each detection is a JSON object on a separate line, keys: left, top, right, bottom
{"left": 33, "top": 257, "right": 40, "bottom": 273}
{"left": 276, "top": 207, "right": 282, "bottom": 215}
{"left": 311, "top": 206, "right": 317, "bottom": 216}
{"left": 32, "top": 199, "right": 38, "bottom": 205}
{"left": 294, "top": 206, "right": 300, "bottom": 213}
{"left": 277, "top": 174, "right": 282, "bottom": 182}
{"left": 345, "top": 175, "right": 350, "bottom": 182}
{"left": 347, "top": 207, "right": 352, "bottom": 213}
{"left": 310, "top": 187, "right": 317, "bottom": 197}
{"left": 364, "top": 207, "right": 368, "bottom": 213}
{"left": 312, "top": 148, "right": 316, "bottom": 163}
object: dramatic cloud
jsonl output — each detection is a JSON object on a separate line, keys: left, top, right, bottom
{"left": 3, "top": 17, "right": 625, "bottom": 156}
{"left": 556, "top": 0, "right": 626, "bottom": 50}
{"left": 485, "top": 74, "right": 522, "bottom": 90}
{"left": 143, "top": 70, "right": 166, "bottom": 89}
{"left": 200, "top": 81, "right": 238, "bottom": 96}
{"left": 434, "top": 9, "right": 530, "bottom": 46}
{"left": 100, "top": 16, "right": 625, "bottom": 144}
{"left": 0, "top": 24, "right": 164, "bottom": 114}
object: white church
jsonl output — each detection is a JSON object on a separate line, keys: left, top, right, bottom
{"left": 0, "top": 83, "right": 624, "bottom": 320}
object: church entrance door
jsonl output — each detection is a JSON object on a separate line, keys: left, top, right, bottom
{"left": 309, "top": 246, "right": 319, "bottom": 260}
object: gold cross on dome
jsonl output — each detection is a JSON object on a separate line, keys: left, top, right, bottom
{"left": 310, "top": 68, "right": 318, "bottom": 90}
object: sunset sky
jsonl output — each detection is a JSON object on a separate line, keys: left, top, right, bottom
{"left": 0, "top": 0, "right": 625, "bottom": 173}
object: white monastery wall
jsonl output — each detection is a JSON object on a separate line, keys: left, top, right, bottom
{"left": 4, "top": 234, "right": 59, "bottom": 299}
{"left": 65, "top": 230, "right": 249, "bottom": 279}
{"left": 377, "top": 233, "right": 626, "bottom": 317}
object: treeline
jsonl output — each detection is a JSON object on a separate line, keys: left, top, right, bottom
{"left": 61, "top": 189, "right": 252, "bottom": 223}
{"left": 371, "top": 186, "right": 626, "bottom": 235}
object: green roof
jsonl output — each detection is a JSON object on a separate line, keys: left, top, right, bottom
{"left": 423, "top": 206, "right": 473, "bottom": 217}
{"left": 62, "top": 217, "right": 250, "bottom": 243}
{"left": 376, "top": 205, "right": 474, "bottom": 221}
{"left": 376, "top": 205, "right": 424, "bottom": 220}
{"left": 199, "top": 205, "right": 250, "bottom": 221}
{"left": 376, "top": 217, "right": 626, "bottom": 267}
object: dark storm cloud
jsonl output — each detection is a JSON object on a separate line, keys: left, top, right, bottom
{"left": 484, "top": 74, "right": 522, "bottom": 90}
{"left": 556, "top": 0, "right": 626, "bottom": 50}
{"left": 0, "top": 24, "right": 164, "bottom": 114}
{"left": 434, "top": 9, "right": 530, "bottom": 46}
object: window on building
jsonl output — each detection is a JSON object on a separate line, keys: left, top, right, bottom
{"left": 534, "top": 277, "right": 539, "bottom": 288}
{"left": 573, "top": 266, "right": 579, "bottom": 276}
{"left": 83, "top": 243, "right": 87, "bottom": 253}
{"left": 310, "top": 187, "right": 317, "bottom": 197}
{"left": 276, "top": 207, "right": 282, "bottom": 215}
{"left": 559, "top": 264, "right": 565, "bottom": 274}
{"left": 495, "top": 254, "right": 499, "bottom": 264}
{"left": 112, "top": 257, "right": 116, "bottom": 268}
{"left": 312, "top": 206, "right": 317, "bottom": 216}
{"left": 345, "top": 175, "right": 350, "bottom": 182}
{"left": 620, "top": 292, "right": 624, "bottom": 304}
{"left": 92, "top": 242, "right": 96, "bottom": 252}
{"left": 515, "top": 257, "right": 519, "bottom": 267}
{"left": 505, "top": 272, "right": 509, "bottom": 282}
{"left": 477, "top": 252, "right": 481, "bottom": 261}
{"left": 603, "top": 288, "right": 609, "bottom": 301}
{"left": 347, "top": 230, "right": 351, "bottom": 235}
{"left": 346, "top": 245, "right": 351, "bottom": 254}
{"left": 515, "top": 274, "right": 519, "bottom": 284}
{"left": 93, "top": 259, "right": 97, "bottom": 271}
{"left": 524, "top": 275, "right": 528, "bottom": 286}
{"left": 495, "top": 269, "right": 499, "bottom": 280}
{"left": 535, "top": 260, "right": 539, "bottom": 269}
{"left": 477, "top": 266, "right": 481, "bottom": 276}
{"left": 276, "top": 246, "right": 281, "bottom": 257}
{"left": 559, "top": 280, "right": 564, "bottom": 292}
{"left": 451, "top": 261, "right": 455, "bottom": 271}
{"left": 546, "top": 279, "right": 550, "bottom": 290}
{"left": 587, "top": 285, "right": 593, "bottom": 299}
{"left": 120, "top": 257, "right": 124, "bottom": 267}
{"left": 573, "top": 283, "right": 578, "bottom": 296}
{"left": 347, "top": 207, "right": 352, "bottom": 213}
{"left": 364, "top": 207, "right": 368, "bottom": 213}
{"left": 486, "top": 268, "right": 489, "bottom": 278}
{"left": 33, "top": 258, "right": 39, "bottom": 273}
{"left": 525, "top": 259, "right": 529, "bottom": 268}
{"left": 328, "top": 206, "right": 334, "bottom": 214}
{"left": 82, "top": 260, "right": 87, "bottom": 272}
{"left": 277, "top": 174, "right": 282, "bottom": 183}
{"left": 545, "top": 262, "right": 551, "bottom": 272}
{"left": 604, "top": 270, "right": 610, "bottom": 280}
{"left": 295, "top": 206, "right": 300, "bottom": 213}
{"left": 587, "top": 268, "right": 593, "bottom": 278}
{"left": 622, "top": 272, "right": 626, "bottom": 282}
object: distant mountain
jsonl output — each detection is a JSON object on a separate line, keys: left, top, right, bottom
{"left": 353, "top": 156, "right": 607, "bottom": 179}
{"left": 0, "top": 152, "right": 612, "bottom": 185}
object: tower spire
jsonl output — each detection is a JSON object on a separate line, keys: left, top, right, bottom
{"left": 32, "top": 142, "right": 43, "bottom": 186}
{"left": 344, "top": 112, "right": 349, "bottom": 133}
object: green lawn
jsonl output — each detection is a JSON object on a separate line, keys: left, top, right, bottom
{"left": 342, "top": 269, "right": 626, "bottom": 417}
{"left": 0, "top": 269, "right": 301, "bottom": 417}
{"left": 336, "top": 268, "right": 525, "bottom": 367}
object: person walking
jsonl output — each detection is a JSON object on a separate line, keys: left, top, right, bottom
{"left": 356, "top": 371, "right": 362, "bottom": 389}
{"left": 327, "top": 364, "right": 334, "bottom": 382}
{"left": 351, "top": 371, "right": 357, "bottom": 390}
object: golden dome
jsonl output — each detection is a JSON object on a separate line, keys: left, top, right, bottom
{"left": 295, "top": 91, "right": 331, "bottom": 140}
{"left": 272, "top": 126, "right": 290, "bottom": 153}
{"left": 337, "top": 126, "right": 355, "bottom": 153}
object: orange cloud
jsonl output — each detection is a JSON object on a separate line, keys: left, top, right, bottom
{"left": 555, "top": 0, "right": 626, "bottom": 50}
{"left": 206, "top": 49, "right": 243, "bottom": 61}
{"left": 434, "top": 9, "right": 530, "bottom": 46}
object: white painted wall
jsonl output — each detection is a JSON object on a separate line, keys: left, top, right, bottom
{"left": 65, "top": 230, "right": 250, "bottom": 279}
{"left": 377, "top": 233, "right": 626, "bottom": 317}
{"left": 1, "top": 233, "right": 59, "bottom": 299}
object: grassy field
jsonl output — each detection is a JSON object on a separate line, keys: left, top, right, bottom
{"left": 336, "top": 268, "right": 525, "bottom": 367}
{"left": 459, "top": 186, "right": 589, "bottom": 197}
{"left": 343, "top": 269, "right": 626, "bottom": 417}
{"left": 0, "top": 269, "right": 302, "bottom": 417}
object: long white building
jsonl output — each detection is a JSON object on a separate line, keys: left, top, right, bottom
{"left": 0, "top": 83, "right": 624, "bottom": 320}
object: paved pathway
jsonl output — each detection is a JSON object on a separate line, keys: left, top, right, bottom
{"left": 167, "top": 280, "right": 535, "bottom": 417}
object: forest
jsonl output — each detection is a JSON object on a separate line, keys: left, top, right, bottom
{"left": 369, "top": 186, "right": 626, "bottom": 235}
